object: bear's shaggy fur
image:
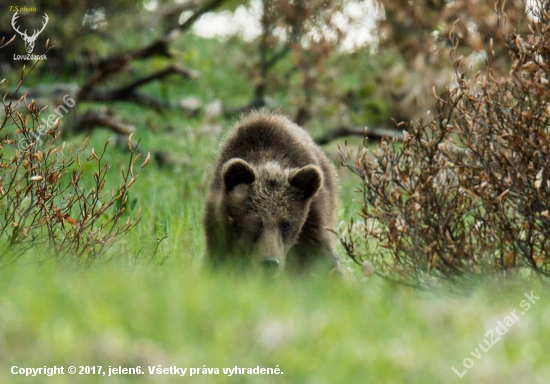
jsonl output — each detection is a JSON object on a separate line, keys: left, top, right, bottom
{"left": 203, "top": 111, "right": 339, "bottom": 273}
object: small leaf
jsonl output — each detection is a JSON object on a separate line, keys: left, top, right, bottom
{"left": 141, "top": 152, "right": 151, "bottom": 168}
{"left": 87, "top": 148, "right": 99, "bottom": 161}
{"left": 127, "top": 133, "right": 134, "bottom": 152}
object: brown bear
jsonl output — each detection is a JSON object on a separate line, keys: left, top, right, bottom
{"left": 203, "top": 111, "right": 339, "bottom": 274}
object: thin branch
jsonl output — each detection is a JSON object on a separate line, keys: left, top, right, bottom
{"left": 84, "top": 64, "right": 198, "bottom": 111}
{"left": 178, "top": 0, "right": 226, "bottom": 32}
{"left": 315, "top": 126, "right": 404, "bottom": 145}
{"left": 67, "top": 110, "right": 135, "bottom": 136}
{"left": 115, "top": 64, "right": 198, "bottom": 94}
{"left": 78, "top": 32, "right": 179, "bottom": 100}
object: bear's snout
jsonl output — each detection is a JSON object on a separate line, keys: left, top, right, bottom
{"left": 261, "top": 256, "right": 280, "bottom": 273}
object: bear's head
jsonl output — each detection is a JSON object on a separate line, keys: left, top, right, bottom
{"left": 221, "top": 158, "right": 323, "bottom": 274}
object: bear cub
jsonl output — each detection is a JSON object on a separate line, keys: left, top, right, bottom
{"left": 203, "top": 111, "right": 339, "bottom": 274}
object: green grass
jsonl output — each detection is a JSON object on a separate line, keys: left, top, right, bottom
{"left": 1, "top": 36, "right": 548, "bottom": 384}
{"left": 0, "top": 265, "right": 548, "bottom": 383}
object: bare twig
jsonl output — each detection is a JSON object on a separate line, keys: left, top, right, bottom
{"left": 315, "top": 126, "right": 404, "bottom": 145}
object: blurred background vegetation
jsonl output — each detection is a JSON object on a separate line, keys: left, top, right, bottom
{"left": 1, "top": 1, "right": 549, "bottom": 382}
{"left": 0, "top": 0, "right": 527, "bottom": 135}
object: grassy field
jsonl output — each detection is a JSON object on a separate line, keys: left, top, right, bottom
{"left": 1, "top": 37, "right": 548, "bottom": 383}
{"left": 0, "top": 264, "right": 548, "bottom": 383}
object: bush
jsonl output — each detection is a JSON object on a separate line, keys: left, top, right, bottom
{"left": 0, "top": 64, "right": 149, "bottom": 262}
{"left": 339, "top": 3, "right": 550, "bottom": 289}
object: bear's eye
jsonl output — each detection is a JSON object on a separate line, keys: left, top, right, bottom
{"left": 280, "top": 222, "right": 292, "bottom": 232}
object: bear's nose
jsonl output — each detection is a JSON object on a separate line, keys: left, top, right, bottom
{"left": 261, "top": 257, "right": 280, "bottom": 271}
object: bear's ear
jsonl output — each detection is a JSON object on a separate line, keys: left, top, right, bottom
{"left": 289, "top": 165, "right": 323, "bottom": 200}
{"left": 222, "top": 158, "right": 256, "bottom": 192}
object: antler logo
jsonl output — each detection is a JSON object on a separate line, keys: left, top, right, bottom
{"left": 11, "top": 12, "right": 49, "bottom": 54}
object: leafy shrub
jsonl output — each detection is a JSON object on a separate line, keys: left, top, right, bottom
{"left": 0, "top": 65, "right": 149, "bottom": 262}
{"left": 339, "top": 3, "right": 550, "bottom": 289}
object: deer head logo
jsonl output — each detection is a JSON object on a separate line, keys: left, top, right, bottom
{"left": 11, "top": 12, "right": 49, "bottom": 54}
